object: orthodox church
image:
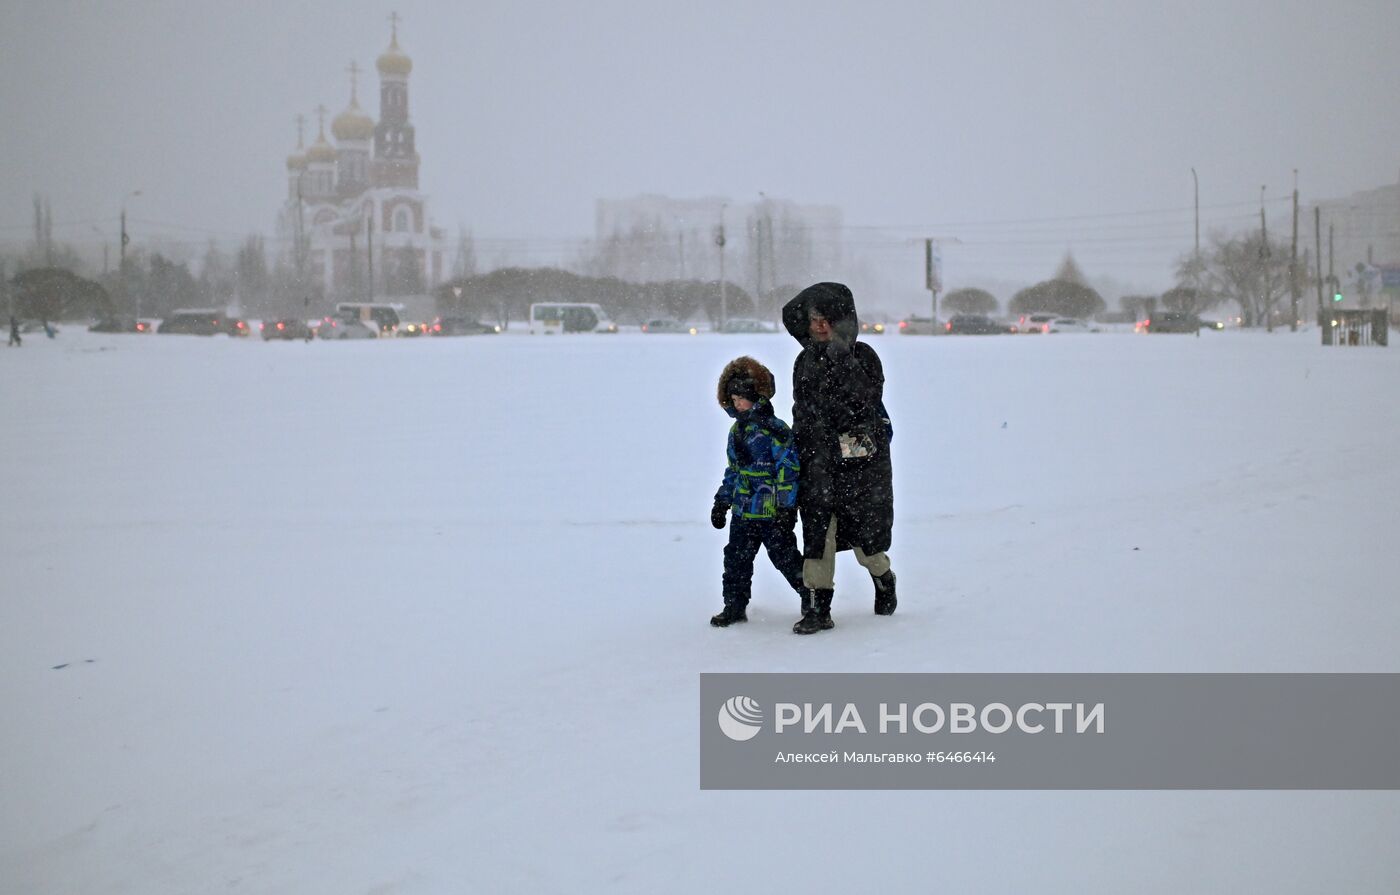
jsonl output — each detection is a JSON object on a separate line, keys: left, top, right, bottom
{"left": 278, "top": 20, "right": 446, "bottom": 300}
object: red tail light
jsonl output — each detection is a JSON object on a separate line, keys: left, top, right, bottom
{"left": 277, "top": 322, "right": 285, "bottom": 330}
{"left": 898, "top": 321, "right": 908, "bottom": 329}
{"left": 433, "top": 324, "right": 441, "bottom": 332}
{"left": 945, "top": 321, "right": 952, "bottom": 332}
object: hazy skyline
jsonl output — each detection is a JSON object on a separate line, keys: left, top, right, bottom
{"left": 3, "top": 0, "right": 1399, "bottom": 304}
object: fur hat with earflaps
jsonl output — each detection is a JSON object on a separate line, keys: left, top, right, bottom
{"left": 716, "top": 356, "right": 776, "bottom": 410}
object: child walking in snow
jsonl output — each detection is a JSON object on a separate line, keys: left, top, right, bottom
{"left": 709, "top": 356, "right": 807, "bottom": 627}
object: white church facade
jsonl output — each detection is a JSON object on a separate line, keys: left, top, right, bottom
{"left": 277, "top": 20, "right": 447, "bottom": 300}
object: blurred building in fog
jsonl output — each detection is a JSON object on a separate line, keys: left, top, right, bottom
{"left": 277, "top": 18, "right": 447, "bottom": 300}
{"left": 1304, "top": 177, "right": 1400, "bottom": 311}
{"left": 589, "top": 194, "right": 844, "bottom": 300}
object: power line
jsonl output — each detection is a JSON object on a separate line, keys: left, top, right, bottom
{"left": 840, "top": 197, "right": 1294, "bottom": 231}
{"left": 0, "top": 216, "right": 112, "bottom": 232}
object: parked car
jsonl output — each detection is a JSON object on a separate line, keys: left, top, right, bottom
{"left": 89, "top": 316, "right": 151, "bottom": 334}
{"left": 225, "top": 318, "right": 251, "bottom": 337}
{"left": 898, "top": 316, "right": 939, "bottom": 334}
{"left": 1049, "top": 317, "right": 1094, "bottom": 333}
{"left": 642, "top": 318, "right": 696, "bottom": 334}
{"left": 260, "top": 318, "right": 314, "bottom": 340}
{"left": 1017, "top": 312, "right": 1059, "bottom": 334}
{"left": 158, "top": 309, "right": 228, "bottom": 335}
{"left": 945, "top": 314, "right": 1007, "bottom": 335}
{"left": 719, "top": 318, "right": 777, "bottom": 334}
{"left": 433, "top": 317, "right": 500, "bottom": 336}
{"left": 1145, "top": 312, "right": 1200, "bottom": 333}
{"left": 316, "top": 314, "right": 378, "bottom": 340}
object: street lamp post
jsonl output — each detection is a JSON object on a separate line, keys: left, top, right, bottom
{"left": 366, "top": 211, "right": 375, "bottom": 302}
{"left": 1191, "top": 168, "right": 1200, "bottom": 260}
{"left": 1191, "top": 168, "right": 1202, "bottom": 310}
{"left": 90, "top": 225, "right": 109, "bottom": 275}
{"left": 121, "top": 190, "right": 142, "bottom": 318}
{"left": 756, "top": 191, "right": 771, "bottom": 306}
{"left": 716, "top": 203, "right": 727, "bottom": 331}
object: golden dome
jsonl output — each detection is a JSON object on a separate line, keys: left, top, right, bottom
{"left": 377, "top": 37, "right": 412, "bottom": 76}
{"left": 305, "top": 136, "right": 337, "bottom": 164}
{"left": 285, "top": 151, "right": 307, "bottom": 171}
{"left": 331, "top": 100, "right": 374, "bottom": 141}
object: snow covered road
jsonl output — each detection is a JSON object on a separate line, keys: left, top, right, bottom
{"left": 3, "top": 328, "right": 1398, "bottom": 893}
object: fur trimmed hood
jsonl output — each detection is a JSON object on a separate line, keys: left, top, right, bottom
{"left": 716, "top": 356, "right": 777, "bottom": 410}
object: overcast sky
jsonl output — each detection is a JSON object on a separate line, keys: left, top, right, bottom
{"left": 3, "top": 0, "right": 1398, "bottom": 301}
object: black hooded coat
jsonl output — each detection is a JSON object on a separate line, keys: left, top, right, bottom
{"left": 782, "top": 282, "right": 893, "bottom": 560}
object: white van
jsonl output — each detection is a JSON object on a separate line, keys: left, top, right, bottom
{"left": 335, "top": 302, "right": 405, "bottom": 335}
{"left": 528, "top": 302, "right": 618, "bottom": 335}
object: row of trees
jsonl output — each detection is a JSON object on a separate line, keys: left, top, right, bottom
{"left": 3, "top": 236, "right": 332, "bottom": 321}
{"left": 942, "top": 255, "right": 1110, "bottom": 320}
{"left": 8, "top": 257, "right": 830, "bottom": 329}
{"left": 941, "top": 233, "right": 1326, "bottom": 328}
{"left": 7, "top": 217, "right": 1324, "bottom": 328}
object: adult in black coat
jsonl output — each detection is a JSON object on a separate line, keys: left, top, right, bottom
{"left": 782, "top": 282, "right": 897, "bottom": 634}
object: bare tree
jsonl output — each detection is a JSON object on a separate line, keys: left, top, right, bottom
{"left": 199, "top": 240, "right": 235, "bottom": 304}
{"left": 1203, "top": 230, "right": 1291, "bottom": 328}
{"left": 235, "top": 236, "right": 271, "bottom": 316}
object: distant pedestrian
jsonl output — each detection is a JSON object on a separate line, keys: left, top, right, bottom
{"left": 8, "top": 315, "right": 20, "bottom": 347}
{"left": 42, "top": 318, "right": 55, "bottom": 339}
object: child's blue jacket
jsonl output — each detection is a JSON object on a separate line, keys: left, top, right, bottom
{"left": 715, "top": 398, "right": 800, "bottom": 520}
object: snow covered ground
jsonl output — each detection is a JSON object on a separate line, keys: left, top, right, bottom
{"left": 2, "top": 326, "right": 1398, "bottom": 893}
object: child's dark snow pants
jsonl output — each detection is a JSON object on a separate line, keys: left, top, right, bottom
{"left": 722, "top": 517, "right": 805, "bottom": 608}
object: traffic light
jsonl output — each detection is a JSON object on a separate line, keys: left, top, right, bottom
{"left": 1333, "top": 290, "right": 1343, "bottom": 304}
